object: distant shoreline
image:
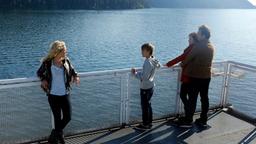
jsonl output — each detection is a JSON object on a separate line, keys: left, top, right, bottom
{"left": 0, "top": 7, "right": 255, "bottom": 12}
{"left": 0, "top": 0, "right": 148, "bottom": 11}
{"left": 148, "top": 6, "right": 255, "bottom": 10}
{"left": 1, "top": 0, "right": 255, "bottom": 11}
{"left": 0, "top": 7, "right": 148, "bottom": 11}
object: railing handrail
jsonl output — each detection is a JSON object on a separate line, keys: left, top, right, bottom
{"left": 228, "top": 61, "right": 256, "bottom": 72}
{"left": 0, "top": 65, "right": 178, "bottom": 85}
{"left": 1, "top": 61, "right": 256, "bottom": 85}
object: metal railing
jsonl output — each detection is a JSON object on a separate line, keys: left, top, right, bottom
{"left": 0, "top": 61, "right": 255, "bottom": 143}
{"left": 223, "top": 61, "right": 256, "bottom": 120}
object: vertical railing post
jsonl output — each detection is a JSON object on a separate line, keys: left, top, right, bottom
{"left": 175, "top": 68, "right": 182, "bottom": 116}
{"left": 120, "top": 73, "right": 130, "bottom": 126}
{"left": 51, "top": 112, "right": 55, "bottom": 129}
{"left": 220, "top": 61, "right": 232, "bottom": 107}
{"left": 125, "top": 74, "right": 131, "bottom": 124}
{"left": 120, "top": 74, "right": 125, "bottom": 125}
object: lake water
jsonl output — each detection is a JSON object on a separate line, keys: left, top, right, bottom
{"left": 0, "top": 8, "right": 256, "bottom": 142}
{"left": 0, "top": 8, "right": 256, "bottom": 79}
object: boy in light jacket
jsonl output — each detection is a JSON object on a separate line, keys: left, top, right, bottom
{"left": 131, "top": 43, "right": 161, "bottom": 130}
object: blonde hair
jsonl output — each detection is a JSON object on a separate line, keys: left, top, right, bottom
{"left": 41, "top": 40, "right": 66, "bottom": 62}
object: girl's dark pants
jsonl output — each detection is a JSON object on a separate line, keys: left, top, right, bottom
{"left": 48, "top": 94, "right": 71, "bottom": 132}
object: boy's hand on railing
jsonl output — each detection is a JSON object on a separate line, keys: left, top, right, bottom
{"left": 131, "top": 68, "right": 136, "bottom": 74}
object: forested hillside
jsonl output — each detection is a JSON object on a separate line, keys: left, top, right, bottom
{"left": 0, "top": 0, "right": 148, "bottom": 10}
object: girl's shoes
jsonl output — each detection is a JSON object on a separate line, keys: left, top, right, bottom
{"left": 48, "top": 129, "right": 58, "bottom": 144}
{"left": 48, "top": 129, "right": 65, "bottom": 144}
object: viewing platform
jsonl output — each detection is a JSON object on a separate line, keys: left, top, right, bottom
{"left": 0, "top": 61, "right": 256, "bottom": 144}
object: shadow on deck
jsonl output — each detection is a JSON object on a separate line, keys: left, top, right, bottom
{"left": 35, "top": 108, "right": 256, "bottom": 144}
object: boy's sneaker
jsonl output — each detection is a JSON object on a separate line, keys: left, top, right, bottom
{"left": 194, "top": 118, "right": 207, "bottom": 127}
{"left": 173, "top": 117, "right": 193, "bottom": 128}
{"left": 135, "top": 124, "right": 152, "bottom": 131}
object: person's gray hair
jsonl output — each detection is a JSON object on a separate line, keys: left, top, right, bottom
{"left": 199, "top": 25, "right": 211, "bottom": 39}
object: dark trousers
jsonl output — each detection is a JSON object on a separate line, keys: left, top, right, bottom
{"left": 186, "top": 78, "right": 211, "bottom": 122}
{"left": 180, "top": 83, "right": 190, "bottom": 118}
{"left": 140, "top": 88, "right": 154, "bottom": 126}
{"left": 48, "top": 94, "right": 71, "bottom": 132}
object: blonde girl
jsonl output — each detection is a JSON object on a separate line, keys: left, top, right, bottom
{"left": 37, "top": 40, "right": 79, "bottom": 144}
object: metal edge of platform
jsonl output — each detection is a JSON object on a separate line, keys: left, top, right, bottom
{"left": 224, "top": 106, "right": 256, "bottom": 126}
{"left": 221, "top": 106, "right": 256, "bottom": 144}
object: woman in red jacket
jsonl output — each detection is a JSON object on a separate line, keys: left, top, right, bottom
{"left": 165, "top": 32, "right": 199, "bottom": 127}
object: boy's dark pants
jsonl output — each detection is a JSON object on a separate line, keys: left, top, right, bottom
{"left": 185, "top": 78, "right": 211, "bottom": 122}
{"left": 140, "top": 88, "right": 154, "bottom": 126}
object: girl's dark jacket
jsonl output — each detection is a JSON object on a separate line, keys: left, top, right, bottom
{"left": 37, "top": 57, "right": 78, "bottom": 95}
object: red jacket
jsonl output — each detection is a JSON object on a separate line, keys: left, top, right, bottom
{"left": 166, "top": 44, "right": 194, "bottom": 83}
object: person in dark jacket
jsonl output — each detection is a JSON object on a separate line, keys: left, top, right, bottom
{"left": 37, "top": 40, "right": 80, "bottom": 144}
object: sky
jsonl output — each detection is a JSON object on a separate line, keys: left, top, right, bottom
{"left": 248, "top": 0, "right": 256, "bottom": 6}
